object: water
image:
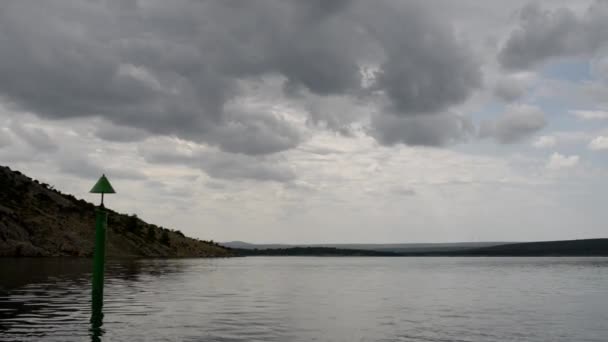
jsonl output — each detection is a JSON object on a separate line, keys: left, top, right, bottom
{"left": 1, "top": 257, "right": 607, "bottom": 342}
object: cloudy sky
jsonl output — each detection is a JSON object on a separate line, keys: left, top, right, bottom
{"left": 1, "top": 0, "right": 608, "bottom": 243}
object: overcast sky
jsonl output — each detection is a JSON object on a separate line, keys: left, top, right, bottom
{"left": 1, "top": 0, "right": 608, "bottom": 243}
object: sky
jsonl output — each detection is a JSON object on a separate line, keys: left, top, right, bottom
{"left": 1, "top": 0, "right": 608, "bottom": 243}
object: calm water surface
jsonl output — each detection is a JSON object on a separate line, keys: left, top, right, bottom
{"left": 1, "top": 257, "right": 607, "bottom": 341}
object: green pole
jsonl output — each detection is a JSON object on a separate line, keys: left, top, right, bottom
{"left": 91, "top": 207, "right": 107, "bottom": 325}
{"left": 88, "top": 174, "right": 115, "bottom": 329}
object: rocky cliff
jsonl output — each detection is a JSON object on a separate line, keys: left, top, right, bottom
{"left": 0, "top": 166, "right": 232, "bottom": 257}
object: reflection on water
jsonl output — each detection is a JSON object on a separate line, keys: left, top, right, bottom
{"left": 1, "top": 257, "right": 608, "bottom": 342}
{"left": 0, "top": 258, "right": 188, "bottom": 341}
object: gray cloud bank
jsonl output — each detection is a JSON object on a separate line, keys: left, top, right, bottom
{"left": 0, "top": 0, "right": 483, "bottom": 152}
{"left": 499, "top": 1, "right": 608, "bottom": 69}
{"left": 370, "top": 113, "right": 475, "bottom": 147}
{"left": 139, "top": 141, "right": 295, "bottom": 183}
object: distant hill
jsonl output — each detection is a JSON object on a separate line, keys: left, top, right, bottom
{"left": 0, "top": 166, "right": 232, "bottom": 258}
{"left": 221, "top": 241, "right": 507, "bottom": 253}
{"left": 221, "top": 241, "right": 292, "bottom": 250}
{"left": 452, "top": 239, "right": 608, "bottom": 256}
{"left": 225, "top": 239, "right": 608, "bottom": 257}
{"left": 233, "top": 247, "right": 402, "bottom": 257}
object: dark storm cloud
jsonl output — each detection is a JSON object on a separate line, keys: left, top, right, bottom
{"left": 356, "top": 1, "right": 481, "bottom": 146}
{"left": 479, "top": 105, "right": 546, "bottom": 143}
{"left": 499, "top": 1, "right": 608, "bottom": 69}
{"left": 0, "top": 0, "right": 482, "bottom": 152}
{"left": 370, "top": 113, "right": 475, "bottom": 147}
{"left": 363, "top": 2, "right": 482, "bottom": 115}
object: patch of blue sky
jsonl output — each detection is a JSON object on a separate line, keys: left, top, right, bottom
{"left": 459, "top": 58, "right": 602, "bottom": 160}
{"left": 458, "top": 98, "right": 582, "bottom": 158}
{"left": 534, "top": 95, "right": 601, "bottom": 133}
{"left": 468, "top": 101, "right": 504, "bottom": 122}
{"left": 541, "top": 59, "right": 592, "bottom": 82}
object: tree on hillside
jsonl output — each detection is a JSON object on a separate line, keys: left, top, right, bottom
{"left": 146, "top": 226, "right": 156, "bottom": 241}
{"left": 160, "top": 230, "right": 170, "bottom": 246}
{"left": 127, "top": 214, "right": 141, "bottom": 235}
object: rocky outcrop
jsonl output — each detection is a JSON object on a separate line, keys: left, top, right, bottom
{"left": 0, "top": 166, "right": 232, "bottom": 258}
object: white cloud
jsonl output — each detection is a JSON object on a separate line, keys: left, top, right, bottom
{"left": 533, "top": 135, "right": 557, "bottom": 149}
{"left": 530, "top": 131, "right": 594, "bottom": 149}
{"left": 570, "top": 110, "right": 608, "bottom": 120}
{"left": 546, "top": 153, "right": 580, "bottom": 170}
{"left": 493, "top": 72, "right": 538, "bottom": 102}
{"left": 479, "top": 104, "right": 546, "bottom": 143}
{"left": 588, "top": 136, "right": 608, "bottom": 151}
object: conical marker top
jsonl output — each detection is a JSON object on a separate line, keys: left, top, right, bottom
{"left": 90, "top": 174, "right": 116, "bottom": 194}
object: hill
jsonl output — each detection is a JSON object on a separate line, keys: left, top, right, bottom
{"left": 0, "top": 166, "right": 232, "bottom": 258}
{"left": 453, "top": 239, "right": 608, "bottom": 256}
{"left": 233, "top": 247, "right": 402, "bottom": 257}
{"left": 225, "top": 239, "right": 608, "bottom": 257}
{"left": 221, "top": 241, "right": 507, "bottom": 253}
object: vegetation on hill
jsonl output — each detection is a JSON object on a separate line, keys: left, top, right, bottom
{"left": 0, "top": 166, "right": 232, "bottom": 258}
{"left": 234, "top": 247, "right": 402, "bottom": 257}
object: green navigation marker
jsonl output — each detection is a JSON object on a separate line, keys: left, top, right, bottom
{"left": 89, "top": 174, "right": 115, "bottom": 331}
{"left": 90, "top": 174, "right": 115, "bottom": 207}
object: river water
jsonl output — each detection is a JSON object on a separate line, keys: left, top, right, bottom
{"left": 1, "top": 257, "right": 607, "bottom": 341}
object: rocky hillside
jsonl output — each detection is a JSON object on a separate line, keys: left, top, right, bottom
{"left": 0, "top": 166, "right": 233, "bottom": 257}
